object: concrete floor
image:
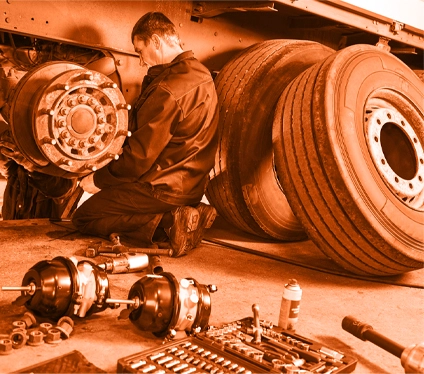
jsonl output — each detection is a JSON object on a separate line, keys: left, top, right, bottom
{"left": 0, "top": 216, "right": 423, "bottom": 374}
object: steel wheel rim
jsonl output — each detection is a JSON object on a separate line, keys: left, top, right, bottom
{"left": 364, "top": 89, "right": 424, "bottom": 211}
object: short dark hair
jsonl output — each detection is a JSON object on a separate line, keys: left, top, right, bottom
{"left": 131, "top": 12, "right": 179, "bottom": 45}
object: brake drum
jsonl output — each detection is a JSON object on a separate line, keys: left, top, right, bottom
{"left": 8, "top": 61, "right": 130, "bottom": 177}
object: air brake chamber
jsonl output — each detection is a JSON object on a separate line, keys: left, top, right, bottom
{"left": 8, "top": 61, "right": 130, "bottom": 177}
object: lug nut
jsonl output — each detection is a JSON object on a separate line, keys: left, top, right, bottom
{"left": 0, "top": 339, "right": 13, "bottom": 355}
{"left": 60, "top": 107, "right": 70, "bottom": 115}
{"left": 55, "top": 316, "right": 74, "bottom": 339}
{"left": 28, "top": 330, "right": 44, "bottom": 346}
{"left": 39, "top": 322, "right": 53, "bottom": 335}
{"left": 12, "top": 321, "right": 26, "bottom": 329}
{"left": 45, "top": 328, "right": 62, "bottom": 345}
{"left": 20, "top": 312, "right": 37, "bottom": 329}
{"left": 10, "top": 330, "right": 27, "bottom": 349}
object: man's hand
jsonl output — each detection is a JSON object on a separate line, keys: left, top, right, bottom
{"left": 80, "top": 173, "right": 101, "bottom": 194}
{"left": 0, "top": 135, "right": 34, "bottom": 172}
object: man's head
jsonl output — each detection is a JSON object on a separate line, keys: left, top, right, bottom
{"left": 132, "top": 12, "right": 183, "bottom": 68}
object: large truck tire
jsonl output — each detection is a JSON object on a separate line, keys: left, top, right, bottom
{"left": 206, "top": 40, "right": 333, "bottom": 240}
{"left": 273, "top": 44, "right": 424, "bottom": 275}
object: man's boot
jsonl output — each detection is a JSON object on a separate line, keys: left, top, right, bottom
{"left": 192, "top": 203, "right": 217, "bottom": 248}
{"left": 165, "top": 206, "right": 199, "bottom": 257}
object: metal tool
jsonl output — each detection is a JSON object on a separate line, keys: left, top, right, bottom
{"left": 342, "top": 315, "right": 424, "bottom": 373}
{"left": 85, "top": 233, "right": 173, "bottom": 258}
{"left": 97, "top": 252, "right": 149, "bottom": 274}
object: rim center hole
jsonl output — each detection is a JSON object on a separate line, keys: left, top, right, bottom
{"left": 381, "top": 122, "right": 417, "bottom": 180}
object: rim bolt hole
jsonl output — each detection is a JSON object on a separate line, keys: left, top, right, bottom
{"left": 413, "top": 138, "right": 417, "bottom": 143}
{"left": 395, "top": 177, "right": 399, "bottom": 183}
{"left": 401, "top": 120, "right": 405, "bottom": 126}
{"left": 381, "top": 159, "right": 386, "bottom": 165}
{"left": 409, "top": 183, "right": 413, "bottom": 189}
{"left": 374, "top": 136, "right": 379, "bottom": 142}
{"left": 387, "top": 113, "right": 392, "bottom": 119}
{"left": 377, "top": 119, "right": 381, "bottom": 125}
{"left": 419, "top": 176, "right": 423, "bottom": 182}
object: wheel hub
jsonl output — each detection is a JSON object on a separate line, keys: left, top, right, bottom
{"left": 9, "top": 62, "right": 131, "bottom": 176}
{"left": 365, "top": 106, "right": 424, "bottom": 210}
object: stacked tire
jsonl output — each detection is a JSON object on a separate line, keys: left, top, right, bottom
{"left": 207, "top": 41, "right": 424, "bottom": 276}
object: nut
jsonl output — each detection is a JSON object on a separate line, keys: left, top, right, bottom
{"left": 39, "top": 322, "right": 53, "bottom": 335}
{"left": 10, "top": 330, "right": 27, "bottom": 349}
{"left": 45, "top": 328, "right": 62, "bottom": 345}
{"left": 0, "top": 339, "right": 12, "bottom": 355}
{"left": 27, "top": 330, "right": 44, "bottom": 346}
{"left": 12, "top": 321, "right": 26, "bottom": 329}
{"left": 20, "top": 312, "right": 37, "bottom": 328}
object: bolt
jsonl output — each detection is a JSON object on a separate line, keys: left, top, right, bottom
{"left": 43, "top": 108, "right": 55, "bottom": 116}
{"left": 88, "top": 136, "right": 96, "bottom": 144}
{"left": 28, "top": 330, "right": 44, "bottom": 346}
{"left": 40, "top": 137, "right": 57, "bottom": 145}
{"left": 84, "top": 164, "right": 97, "bottom": 172}
{"left": 0, "top": 339, "right": 12, "bottom": 355}
{"left": 67, "top": 99, "right": 77, "bottom": 107}
{"left": 79, "top": 140, "right": 87, "bottom": 148}
{"left": 117, "top": 130, "right": 131, "bottom": 137}
{"left": 60, "top": 158, "right": 73, "bottom": 166}
{"left": 117, "top": 103, "right": 131, "bottom": 110}
{"left": 101, "top": 82, "right": 117, "bottom": 89}
{"left": 106, "top": 153, "right": 119, "bottom": 161}
{"left": 56, "top": 83, "right": 70, "bottom": 90}
{"left": 81, "top": 72, "right": 94, "bottom": 81}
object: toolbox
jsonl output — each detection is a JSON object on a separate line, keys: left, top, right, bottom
{"left": 117, "top": 317, "right": 357, "bottom": 373}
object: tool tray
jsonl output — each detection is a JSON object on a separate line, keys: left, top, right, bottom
{"left": 117, "top": 317, "right": 357, "bottom": 373}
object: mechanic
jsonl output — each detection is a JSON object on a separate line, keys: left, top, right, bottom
{"left": 72, "top": 12, "right": 219, "bottom": 257}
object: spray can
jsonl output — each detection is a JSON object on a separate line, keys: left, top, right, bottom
{"left": 278, "top": 279, "right": 302, "bottom": 331}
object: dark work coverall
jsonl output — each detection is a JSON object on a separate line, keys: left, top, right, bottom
{"left": 72, "top": 51, "right": 219, "bottom": 247}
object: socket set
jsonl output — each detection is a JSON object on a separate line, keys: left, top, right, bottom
{"left": 117, "top": 317, "right": 357, "bottom": 373}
